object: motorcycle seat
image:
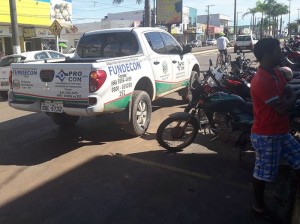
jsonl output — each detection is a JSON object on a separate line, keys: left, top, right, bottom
{"left": 244, "top": 102, "right": 254, "bottom": 114}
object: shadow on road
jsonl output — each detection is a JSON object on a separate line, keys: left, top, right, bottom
{"left": 0, "top": 96, "right": 186, "bottom": 166}
{"left": 0, "top": 136, "right": 295, "bottom": 224}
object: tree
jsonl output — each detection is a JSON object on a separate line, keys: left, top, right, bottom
{"left": 113, "top": 0, "right": 151, "bottom": 27}
{"left": 272, "top": 3, "right": 288, "bottom": 37}
{"left": 255, "top": 0, "right": 270, "bottom": 37}
{"left": 242, "top": 7, "right": 258, "bottom": 33}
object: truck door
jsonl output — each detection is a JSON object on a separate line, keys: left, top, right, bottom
{"left": 160, "top": 32, "right": 189, "bottom": 84}
{"left": 145, "top": 31, "right": 189, "bottom": 96}
{"left": 144, "top": 32, "right": 174, "bottom": 96}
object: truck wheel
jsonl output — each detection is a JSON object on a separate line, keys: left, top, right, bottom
{"left": 122, "top": 90, "right": 151, "bottom": 136}
{"left": 178, "top": 71, "right": 199, "bottom": 103}
{"left": 50, "top": 113, "right": 79, "bottom": 129}
{"left": 0, "top": 91, "right": 8, "bottom": 99}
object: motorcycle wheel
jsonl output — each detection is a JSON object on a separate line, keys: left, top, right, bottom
{"left": 157, "top": 117, "right": 199, "bottom": 152}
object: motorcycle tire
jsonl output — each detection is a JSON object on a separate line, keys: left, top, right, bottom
{"left": 156, "top": 116, "right": 199, "bottom": 152}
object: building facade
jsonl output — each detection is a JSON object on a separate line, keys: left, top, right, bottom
{"left": 0, "top": 0, "right": 72, "bottom": 56}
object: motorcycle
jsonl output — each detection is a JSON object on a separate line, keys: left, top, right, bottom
{"left": 156, "top": 59, "right": 254, "bottom": 159}
{"left": 156, "top": 60, "right": 300, "bottom": 159}
{"left": 281, "top": 47, "right": 300, "bottom": 72}
{"left": 230, "top": 50, "right": 257, "bottom": 83}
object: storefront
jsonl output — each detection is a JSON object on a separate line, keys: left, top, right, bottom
{"left": 0, "top": 25, "right": 24, "bottom": 56}
{"left": 23, "top": 27, "right": 57, "bottom": 51}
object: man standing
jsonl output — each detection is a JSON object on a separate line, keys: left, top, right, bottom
{"left": 250, "top": 37, "right": 300, "bottom": 218}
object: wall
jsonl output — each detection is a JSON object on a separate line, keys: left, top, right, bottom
{"left": 0, "top": 0, "right": 72, "bottom": 27}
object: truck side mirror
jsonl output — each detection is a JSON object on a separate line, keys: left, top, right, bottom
{"left": 183, "top": 44, "right": 192, "bottom": 54}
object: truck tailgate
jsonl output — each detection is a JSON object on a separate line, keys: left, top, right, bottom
{"left": 11, "top": 63, "right": 92, "bottom": 103}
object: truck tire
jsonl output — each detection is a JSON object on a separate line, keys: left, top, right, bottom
{"left": 122, "top": 90, "right": 151, "bottom": 136}
{"left": 178, "top": 71, "right": 199, "bottom": 103}
{"left": 50, "top": 113, "right": 79, "bottom": 129}
{"left": 0, "top": 91, "right": 8, "bottom": 99}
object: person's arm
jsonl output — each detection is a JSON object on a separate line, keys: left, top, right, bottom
{"left": 267, "top": 85, "right": 296, "bottom": 114}
{"left": 226, "top": 38, "right": 233, "bottom": 47}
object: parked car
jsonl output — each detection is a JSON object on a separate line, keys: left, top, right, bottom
{"left": 191, "top": 40, "right": 202, "bottom": 48}
{"left": 206, "top": 39, "right": 217, "bottom": 46}
{"left": 0, "top": 50, "right": 66, "bottom": 98}
{"left": 64, "top": 47, "right": 76, "bottom": 57}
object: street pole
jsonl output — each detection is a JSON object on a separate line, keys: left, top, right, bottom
{"left": 288, "top": 0, "right": 291, "bottom": 39}
{"left": 298, "top": 8, "right": 300, "bottom": 33}
{"left": 236, "top": 11, "right": 242, "bottom": 35}
{"left": 206, "top": 4, "right": 214, "bottom": 40}
{"left": 9, "top": 0, "right": 21, "bottom": 54}
{"left": 152, "top": 0, "right": 156, "bottom": 27}
{"left": 234, "top": 0, "right": 237, "bottom": 39}
{"left": 144, "top": 0, "right": 151, "bottom": 27}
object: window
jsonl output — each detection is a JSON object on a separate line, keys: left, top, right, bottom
{"left": 48, "top": 51, "right": 65, "bottom": 58}
{"left": 77, "top": 32, "right": 139, "bottom": 58}
{"left": 236, "top": 36, "right": 252, "bottom": 41}
{"left": 34, "top": 52, "right": 49, "bottom": 59}
{"left": 120, "top": 39, "right": 139, "bottom": 56}
{"left": 144, "top": 32, "right": 166, "bottom": 54}
{"left": 160, "top": 32, "right": 181, "bottom": 54}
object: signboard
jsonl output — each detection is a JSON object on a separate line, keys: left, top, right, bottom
{"left": 0, "top": 26, "right": 23, "bottom": 37}
{"left": 156, "top": 0, "right": 182, "bottom": 25}
{"left": 23, "top": 27, "right": 36, "bottom": 38}
{"left": 50, "top": 20, "right": 62, "bottom": 36}
{"left": 50, "top": 0, "right": 72, "bottom": 27}
{"left": 0, "top": 0, "right": 72, "bottom": 26}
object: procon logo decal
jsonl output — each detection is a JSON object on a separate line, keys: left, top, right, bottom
{"left": 56, "top": 69, "right": 83, "bottom": 82}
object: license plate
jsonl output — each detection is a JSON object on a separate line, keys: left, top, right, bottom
{"left": 0, "top": 81, "right": 9, "bottom": 86}
{"left": 41, "top": 101, "right": 63, "bottom": 113}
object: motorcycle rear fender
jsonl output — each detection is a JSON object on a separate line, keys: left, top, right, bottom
{"left": 167, "top": 112, "right": 200, "bottom": 129}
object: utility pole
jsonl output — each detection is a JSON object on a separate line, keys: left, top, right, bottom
{"left": 298, "top": 8, "right": 300, "bottom": 33}
{"left": 287, "top": 0, "right": 291, "bottom": 39}
{"left": 236, "top": 11, "right": 242, "bottom": 35}
{"left": 206, "top": 4, "right": 214, "bottom": 40}
{"left": 144, "top": 0, "right": 151, "bottom": 27}
{"left": 234, "top": 0, "right": 237, "bottom": 39}
{"left": 9, "top": 0, "right": 21, "bottom": 54}
{"left": 152, "top": 0, "right": 156, "bottom": 27}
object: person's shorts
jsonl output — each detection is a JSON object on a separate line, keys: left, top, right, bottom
{"left": 250, "top": 133, "right": 300, "bottom": 182}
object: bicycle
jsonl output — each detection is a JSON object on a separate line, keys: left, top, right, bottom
{"left": 216, "top": 51, "right": 231, "bottom": 71}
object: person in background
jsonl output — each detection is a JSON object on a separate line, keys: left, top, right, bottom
{"left": 250, "top": 37, "right": 300, "bottom": 219}
{"left": 216, "top": 32, "right": 232, "bottom": 58}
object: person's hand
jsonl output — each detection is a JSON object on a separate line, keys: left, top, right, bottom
{"left": 275, "top": 99, "right": 292, "bottom": 114}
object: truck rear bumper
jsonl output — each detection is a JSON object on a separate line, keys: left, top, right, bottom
{"left": 8, "top": 95, "right": 106, "bottom": 117}
{"left": 0, "top": 79, "right": 9, "bottom": 91}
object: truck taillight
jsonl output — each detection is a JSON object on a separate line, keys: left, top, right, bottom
{"left": 89, "top": 70, "right": 107, "bottom": 92}
{"left": 9, "top": 70, "right": 12, "bottom": 87}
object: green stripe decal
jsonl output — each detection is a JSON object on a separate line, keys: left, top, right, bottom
{"left": 155, "top": 80, "right": 188, "bottom": 95}
{"left": 104, "top": 95, "right": 131, "bottom": 111}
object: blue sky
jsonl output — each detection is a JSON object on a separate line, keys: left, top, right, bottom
{"left": 72, "top": 0, "right": 300, "bottom": 26}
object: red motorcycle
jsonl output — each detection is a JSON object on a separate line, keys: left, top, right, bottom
{"left": 282, "top": 46, "right": 300, "bottom": 64}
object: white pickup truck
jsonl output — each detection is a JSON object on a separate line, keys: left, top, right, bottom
{"left": 233, "top": 34, "right": 258, "bottom": 53}
{"left": 9, "top": 27, "right": 200, "bottom": 136}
